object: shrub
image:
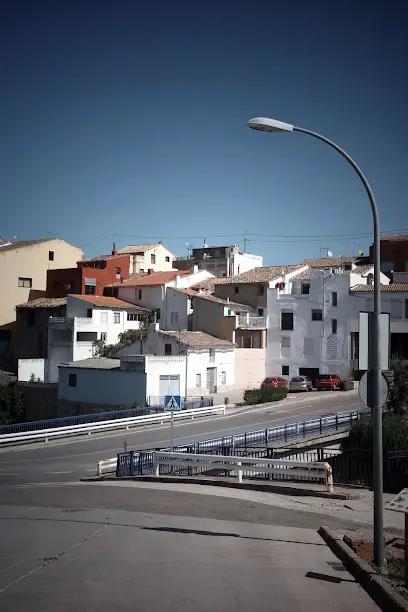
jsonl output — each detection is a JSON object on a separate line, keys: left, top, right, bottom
{"left": 342, "top": 413, "right": 408, "bottom": 452}
{"left": 387, "top": 357, "right": 408, "bottom": 415}
{"left": 243, "top": 387, "right": 288, "bottom": 405}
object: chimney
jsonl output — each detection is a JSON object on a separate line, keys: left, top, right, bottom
{"left": 159, "top": 241, "right": 162, "bottom": 245}
{"left": 193, "top": 264, "right": 198, "bottom": 274}
{"left": 226, "top": 297, "right": 230, "bottom": 302}
{"left": 175, "top": 274, "right": 181, "bottom": 288}
{"left": 148, "top": 268, "right": 154, "bottom": 275}
{"left": 112, "top": 240, "right": 117, "bottom": 256}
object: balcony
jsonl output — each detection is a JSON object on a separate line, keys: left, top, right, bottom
{"left": 237, "top": 314, "right": 268, "bottom": 328}
{"left": 49, "top": 317, "right": 74, "bottom": 330}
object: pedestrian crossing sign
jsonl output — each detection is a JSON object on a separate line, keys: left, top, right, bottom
{"left": 164, "top": 395, "right": 181, "bottom": 412}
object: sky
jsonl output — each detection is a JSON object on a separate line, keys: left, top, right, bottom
{"left": 1, "top": 0, "right": 407, "bottom": 265}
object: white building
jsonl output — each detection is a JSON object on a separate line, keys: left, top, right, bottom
{"left": 266, "top": 262, "right": 396, "bottom": 382}
{"left": 174, "top": 244, "right": 263, "bottom": 278}
{"left": 19, "top": 294, "right": 150, "bottom": 382}
{"left": 117, "top": 268, "right": 214, "bottom": 330}
{"left": 116, "top": 327, "right": 235, "bottom": 396}
{"left": 117, "top": 242, "right": 176, "bottom": 274}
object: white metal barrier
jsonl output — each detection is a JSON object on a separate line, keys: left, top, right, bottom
{"left": 153, "top": 451, "right": 334, "bottom": 493}
{"left": 97, "top": 457, "right": 117, "bottom": 475}
{"left": 0, "top": 405, "right": 226, "bottom": 447}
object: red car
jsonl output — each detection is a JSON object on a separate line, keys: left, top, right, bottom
{"left": 316, "top": 374, "right": 343, "bottom": 391}
{"left": 261, "top": 377, "right": 288, "bottom": 389}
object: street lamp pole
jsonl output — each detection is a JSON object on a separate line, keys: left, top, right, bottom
{"left": 247, "top": 117, "right": 383, "bottom": 569}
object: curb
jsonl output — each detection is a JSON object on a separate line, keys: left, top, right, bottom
{"left": 318, "top": 526, "right": 408, "bottom": 612}
{"left": 80, "top": 475, "right": 359, "bottom": 499}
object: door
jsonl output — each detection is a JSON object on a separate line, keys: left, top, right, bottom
{"left": 298, "top": 368, "right": 320, "bottom": 387}
{"left": 206, "top": 367, "right": 217, "bottom": 394}
{"left": 159, "top": 375, "right": 180, "bottom": 398}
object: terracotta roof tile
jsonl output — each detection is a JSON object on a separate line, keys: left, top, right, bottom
{"left": 193, "top": 294, "right": 251, "bottom": 311}
{"left": 118, "top": 270, "right": 190, "bottom": 287}
{"left": 158, "top": 330, "right": 234, "bottom": 348}
{"left": 16, "top": 297, "right": 67, "bottom": 309}
{"left": 289, "top": 268, "right": 311, "bottom": 281}
{"left": 68, "top": 295, "right": 149, "bottom": 309}
{"left": 352, "top": 264, "right": 374, "bottom": 275}
{"left": 117, "top": 243, "right": 161, "bottom": 254}
{"left": 222, "top": 265, "right": 303, "bottom": 284}
{"left": 105, "top": 272, "right": 147, "bottom": 288}
{"left": 350, "top": 284, "right": 408, "bottom": 292}
{"left": 190, "top": 277, "right": 227, "bottom": 293}
{"left": 300, "top": 256, "right": 369, "bottom": 268}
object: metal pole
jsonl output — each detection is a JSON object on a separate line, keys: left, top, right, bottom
{"left": 293, "top": 126, "right": 383, "bottom": 569}
{"left": 170, "top": 411, "right": 174, "bottom": 452}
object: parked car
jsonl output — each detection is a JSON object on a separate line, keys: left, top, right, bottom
{"left": 261, "top": 377, "right": 288, "bottom": 389}
{"left": 288, "top": 376, "right": 313, "bottom": 392}
{"left": 316, "top": 374, "right": 343, "bottom": 391}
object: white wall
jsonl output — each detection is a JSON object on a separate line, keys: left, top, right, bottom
{"left": 18, "top": 358, "right": 47, "bottom": 382}
{"left": 58, "top": 366, "right": 147, "bottom": 406}
{"left": 118, "top": 285, "right": 164, "bottom": 313}
{"left": 163, "top": 289, "right": 190, "bottom": 331}
{"left": 232, "top": 253, "right": 263, "bottom": 276}
{"left": 145, "top": 356, "right": 186, "bottom": 399}
{"left": 235, "top": 348, "right": 265, "bottom": 389}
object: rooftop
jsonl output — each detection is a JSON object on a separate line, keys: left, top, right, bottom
{"left": 222, "top": 265, "right": 303, "bottom": 284}
{"left": 105, "top": 272, "right": 147, "bottom": 288}
{"left": 117, "top": 242, "right": 174, "bottom": 256}
{"left": 190, "top": 277, "right": 227, "bottom": 293}
{"left": 118, "top": 270, "right": 190, "bottom": 287}
{"left": 158, "top": 330, "right": 235, "bottom": 349}
{"left": 300, "top": 256, "right": 369, "bottom": 268}
{"left": 380, "top": 234, "right": 408, "bottom": 242}
{"left": 16, "top": 297, "right": 67, "bottom": 309}
{"left": 80, "top": 253, "right": 128, "bottom": 263}
{"left": 0, "top": 238, "right": 81, "bottom": 254}
{"left": 352, "top": 264, "right": 374, "bottom": 275}
{"left": 289, "top": 268, "right": 311, "bottom": 281}
{"left": 350, "top": 284, "right": 408, "bottom": 292}
{"left": 59, "top": 358, "right": 120, "bottom": 370}
{"left": 68, "top": 295, "right": 149, "bottom": 310}
{"left": 192, "top": 294, "right": 251, "bottom": 312}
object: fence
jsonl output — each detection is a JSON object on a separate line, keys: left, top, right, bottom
{"left": 147, "top": 397, "right": 213, "bottom": 408}
{"left": 116, "top": 409, "right": 367, "bottom": 478}
{"left": 0, "top": 397, "right": 213, "bottom": 435}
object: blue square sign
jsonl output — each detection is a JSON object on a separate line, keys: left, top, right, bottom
{"left": 164, "top": 395, "right": 181, "bottom": 412}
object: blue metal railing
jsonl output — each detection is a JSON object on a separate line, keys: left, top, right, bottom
{"left": 116, "top": 409, "right": 368, "bottom": 477}
{"left": 0, "top": 397, "right": 213, "bottom": 435}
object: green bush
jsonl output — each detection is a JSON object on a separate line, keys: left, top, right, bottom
{"left": 387, "top": 357, "right": 408, "bottom": 415}
{"left": 342, "top": 413, "right": 408, "bottom": 452}
{"left": 243, "top": 387, "right": 288, "bottom": 405}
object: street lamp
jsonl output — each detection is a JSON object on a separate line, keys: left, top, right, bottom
{"left": 247, "top": 116, "right": 384, "bottom": 569}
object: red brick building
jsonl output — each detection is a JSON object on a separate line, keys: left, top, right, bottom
{"left": 46, "top": 253, "right": 131, "bottom": 298}
{"left": 369, "top": 234, "right": 408, "bottom": 273}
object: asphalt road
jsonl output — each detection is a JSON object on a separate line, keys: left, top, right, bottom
{"left": 0, "top": 391, "right": 363, "bottom": 487}
{"left": 0, "top": 506, "right": 379, "bottom": 611}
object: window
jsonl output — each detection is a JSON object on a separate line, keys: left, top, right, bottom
{"left": 312, "top": 309, "right": 323, "bottom": 321}
{"left": 171, "top": 312, "right": 179, "bottom": 324}
{"left": 281, "top": 336, "right": 291, "bottom": 348}
{"left": 331, "top": 292, "right": 338, "bottom": 307}
{"left": 27, "top": 310, "right": 35, "bottom": 326}
{"left": 281, "top": 311, "right": 293, "bottom": 330}
{"left": 86, "top": 308, "right": 93, "bottom": 318}
{"left": 151, "top": 253, "right": 156, "bottom": 264}
{"left": 258, "top": 308, "right": 264, "bottom": 316}
{"left": 85, "top": 284, "right": 96, "bottom": 295}
{"left": 49, "top": 250, "right": 54, "bottom": 261}
{"left": 113, "top": 312, "right": 120, "bottom": 324}
{"left": 259, "top": 285, "right": 264, "bottom": 295}
{"left": 100, "top": 332, "right": 107, "bottom": 342}
{"left": 301, "top": 283, "right": 310, "bottom": 295}
{"left": 138, "top": 290, "right": 142, "bottom": 299}
{"left": 64, "top": 283, "right": 71, "bottom": 290}
{"left": 405, "top": 261, "right": 408, "bottom": 272}
{"left": 196, "top": 373, "right": 201, "bottom": 387}
{"left": 282, "top": 365, "right": 289, "bottom": 376}
{"left": 214, "top": 250, "right": 220, "bottom": 258}
{"left": 209, "top": 349, "right": 215, "bottom": 363}
{"left": 331, "top": 319, "right": 338, "bottom": 334}
{"left": 127, "top": 313, "right": 140, "bottom": 321}
{"left": 303, "top": 337, "right": 314, "bottom": 356}
{"left": 165, "top": 343, "right": 172, "bottom": 356}
{"left": 154, "top": 309, "right": 161, "bottom": 321}
{"left": 165, "top": 256, "right": 170, "bottom": 262}
{"left": 234, "top": 286, "right": 239, "bottom": 294}
{"left": 227, "top": 309, "right": 232, "bottom": 316}
{"left": 367, "top": 273, "right": 374, "bottom": 285}
{"left": 221, "top": 371, "right": 226, "bottom": 385}
{"left": 391, "top": 300, "right": 402, "bottom": 320}
{"left": 406, "top": 299, "right": 408, "bottom": 319}
{"left": 18, "top": 277, "right": 32, "bottom": 288}
{"left": 351, "top": 332, "right": 359, "bottom": 359}
{"left": 115, "top": 267, "right": 121, "bottom": 278}
{"left": 344, "top": 263, "right": 352, "bottom": 272}
{"left": 68, "top": 373, "right": 77, "bottom": 387}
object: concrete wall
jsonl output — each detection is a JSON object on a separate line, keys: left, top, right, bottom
{"left": 16, "top": 303, "right": 66, "bottom": 360}
{"left": 0, "top": 239, "right": 82, "bottom": 329}
{"left": 235, "top": 348, "right": 265, "bottom": 389}
{"left": 121, "top": 244, "right": 175, "bottom": 274}
{"left": 192, "top": 297, "right": 236, "bottom": 341}
{"left": 163, "top": 288, "right": 191, "bottom": 331}
{"left": 18, "top": 358, "right": 46, "bottom": 382}
{"left": 232, "top": 253, "right": 263, "bottom": 276}
{"left": 215, "top": 283, "right": 268, "bottom": 310}
{"left": 58, "top": 366, "right": 147, "bottom": 406}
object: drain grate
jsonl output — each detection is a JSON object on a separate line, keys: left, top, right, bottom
{"left": 327, "top": 561, "right": 347, "bottom": 572}
{"left": 60, "top": 508, "right": 90, "bottom": 513}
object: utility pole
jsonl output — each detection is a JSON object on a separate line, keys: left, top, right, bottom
{"left": 244, "top": 229, "right": 248, "bottom": 252}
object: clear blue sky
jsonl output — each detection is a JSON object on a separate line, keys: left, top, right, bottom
{"left": 1, "top": 0, "right": 407, "bottom": 264}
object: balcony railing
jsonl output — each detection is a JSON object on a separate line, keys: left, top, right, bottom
{"left": 76, "top": 317, "right": 93, "bottom": 325}
{"left": 238, "top": 315, "right": 267, "bottom": 328}
{"left": 49, "top": 317, "right": 74, "bottom": 330}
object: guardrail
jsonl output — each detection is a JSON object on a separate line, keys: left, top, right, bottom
{"left": 152, "top": 451, "right": 334, "bottom": 492}
{"left": 0, "top": 405, "right": 226, "bottom": 447}
{"left": 113, "top": 408, "right": 369, "bottom": 477}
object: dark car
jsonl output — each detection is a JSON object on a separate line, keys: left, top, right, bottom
{"left": 316, "top": 374, "right": 343, "bottom": 391}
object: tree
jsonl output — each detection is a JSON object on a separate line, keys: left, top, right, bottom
{"left": 0, "top": 383, "right": 24, "bottom": 425}
{"left": 386, "top": 357, "right": 408, "bottom": 415}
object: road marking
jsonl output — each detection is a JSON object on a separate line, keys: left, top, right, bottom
{"left": 43, "top": 471, "right": 73, "bottom": 475}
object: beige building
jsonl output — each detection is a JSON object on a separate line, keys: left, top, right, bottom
{"left": 0, "top": 238, "right": 83, "bottom": 368}
{"left": 117, "top": 242, "right": 176, "bottom": 274}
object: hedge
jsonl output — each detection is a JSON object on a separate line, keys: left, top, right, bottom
{"left": 243, "top": 387, "right": 288, "bottom": 405}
